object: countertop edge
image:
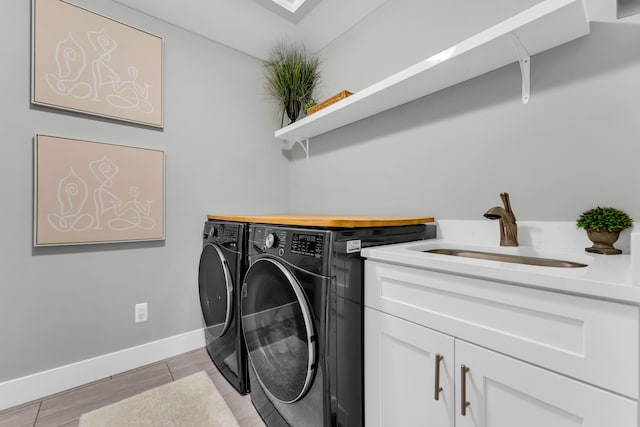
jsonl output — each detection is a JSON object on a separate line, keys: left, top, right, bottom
{"left": 206, "top": 214, "right": 435, "bottom": 228}
{"left": 362, "top": 241, "right": 640, "bottom": 305}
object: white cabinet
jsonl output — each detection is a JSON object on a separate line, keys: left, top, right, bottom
{"left": 364, "top": 261, "right": 639, "bottom": 427}
{"left": 365, "top": 308, "right": 454, "bottom": 427}
{"left": 455, "top": 339, "right": 636, "bottom": 427}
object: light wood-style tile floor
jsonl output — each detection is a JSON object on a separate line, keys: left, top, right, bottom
{"left": 0, "top": 348, "right": 266, "bottom": 427}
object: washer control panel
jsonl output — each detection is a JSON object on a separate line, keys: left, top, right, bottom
{"left": 251, "top": 226, "right": 327, "bottom": 258}
{"left": 250, "top": 225, "right": 331, "bottom": 275}
{"left": 291, "top": 232, "right": 324, "bottom": 258}
{"left": 203, "top": 221, "right": 241, "bottom": 250}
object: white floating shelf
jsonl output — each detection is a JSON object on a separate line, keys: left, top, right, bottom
{"left": 275, "top": 0, "right": 589, "bottom": 145}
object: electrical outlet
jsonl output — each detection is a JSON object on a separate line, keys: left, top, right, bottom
{"left": 135, "top": 302, "right": 148, "bottom": 323}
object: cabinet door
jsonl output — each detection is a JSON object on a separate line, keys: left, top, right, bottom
{"left": 365, "top": 307, "right": 454, "bottom": 427}
{"left": 455, "top": 340, "right": 638, "bottom": 427}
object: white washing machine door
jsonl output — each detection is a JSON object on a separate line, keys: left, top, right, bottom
{"left": 198, "top": 243, "right": 234, "bottom": 338}
{"left": 241, "top": 258, "right": 316, "bottom": 403}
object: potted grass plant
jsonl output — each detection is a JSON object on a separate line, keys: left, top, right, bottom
{"left": 265, "top": 43, "right": 320, "bottom": 127}
{"left": 576, "top": 206, "right": 633, "bottom": 254}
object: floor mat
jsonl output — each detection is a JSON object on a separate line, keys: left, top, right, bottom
{"left": 78, "top": 371, "right": 239, "bottom": 427}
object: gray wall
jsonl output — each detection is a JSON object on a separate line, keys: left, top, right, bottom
{"left": 2, "top": 0, "right": 639, "bottom": 385}
{"left": 0, "top": 0, "right": 288, "bottom": 381}
{"left": 289, "top": 0, "right": 640, "bottom": 222}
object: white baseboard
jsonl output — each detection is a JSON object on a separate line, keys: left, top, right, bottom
{"left": 0, "top": 328, "right": 205, "bottom": 412}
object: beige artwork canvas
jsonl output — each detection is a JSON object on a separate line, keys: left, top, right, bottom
{"left": 34, "top": 134, "right": 165, "bottom": 246}
{"left": 32, "top": 0, "right": 163, "bottom": 127}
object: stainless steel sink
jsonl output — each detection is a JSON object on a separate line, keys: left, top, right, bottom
{"left": 425, "top": 249, "right": 587, "bottom": 268}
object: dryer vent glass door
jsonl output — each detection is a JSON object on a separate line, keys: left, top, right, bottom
{"left": 241, "top": 258, "right": 316, "bottom": 403}
{"left": 199, "top": 243, "right": 234, "bottom": 338}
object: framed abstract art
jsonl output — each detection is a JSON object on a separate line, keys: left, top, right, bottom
{"left": 32, "top": 0, "right": 164, "bottom": 127}
{"left": 34, "top": 134, "right": 165, "bottom": 246}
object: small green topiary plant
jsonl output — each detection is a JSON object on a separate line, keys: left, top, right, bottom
{"left": 576, "top": 207, "right": 633, "bottom": 232}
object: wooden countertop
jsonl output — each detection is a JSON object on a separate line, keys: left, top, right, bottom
{"left": 206, "top": 214, "right": 434, "bottom": 228}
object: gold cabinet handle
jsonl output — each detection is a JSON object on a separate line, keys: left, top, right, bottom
{"left": 461, "top": 364, "right": 470, "bottom": 416}
{"left": 434, "top": 353, "right": 443, "bottom": 400}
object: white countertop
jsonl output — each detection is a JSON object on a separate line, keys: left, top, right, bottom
{"left": 362, "top": 221, "right": 640, "bottom": 304}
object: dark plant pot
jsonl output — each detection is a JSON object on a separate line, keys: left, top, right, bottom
{"left": 585, "top": 228, "right": 622, "bottom": 255}
{"left": 284, "top": 99, "right": 301, "bottom": 124}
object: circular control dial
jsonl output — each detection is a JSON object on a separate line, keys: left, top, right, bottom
{"left": 265, "top": 233, "right": 278, "bottom": 248}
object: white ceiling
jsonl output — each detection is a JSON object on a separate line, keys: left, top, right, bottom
{"left": 113, "top": 0, "right": 387, "bottom": 60}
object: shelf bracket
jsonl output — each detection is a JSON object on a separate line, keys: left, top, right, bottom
{"left": 283, "top": 138, "right": 309, "bottom": 160}
{"left": 509, "top": 33, "right": 530, "bottom": 104}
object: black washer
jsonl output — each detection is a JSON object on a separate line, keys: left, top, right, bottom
{"left": 241, "top": 223, "right": 434, "bottom": 426}
{"left": 198, "top": 220, "right": 249, "bottom": 394}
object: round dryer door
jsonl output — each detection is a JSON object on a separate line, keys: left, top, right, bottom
{"left": 198, "top": 243, "right": 234, "bottom": 338}
{"left": 241, "top": 258, "right": 316, "bottom": 403}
